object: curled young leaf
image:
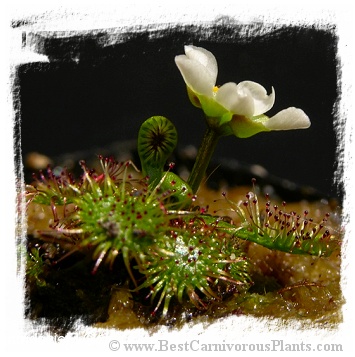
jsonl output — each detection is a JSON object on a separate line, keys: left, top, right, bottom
{"left": 138, "top": 116, "right": 193, "bottom": 207}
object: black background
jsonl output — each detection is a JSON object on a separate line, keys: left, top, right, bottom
{"left": 15, "top": 20, "right": 341, "bottom": 200}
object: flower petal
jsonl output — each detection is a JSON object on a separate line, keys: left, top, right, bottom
{"left": 175, "top": 55, "right": 215, "bottom": 96}
{"left": 264, "top": 107, "right": 311, "bottom": 130}
{"left": 215, "top": 82, "right": 255, "bottom": 117}
{"left": 237, "top": 81, "right": 275, "bottom": 116}
{"left": 184, "top": 45, "right": 218, "bottom": 84}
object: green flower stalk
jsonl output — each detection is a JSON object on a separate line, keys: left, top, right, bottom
{"left": 26, "top": 157, "right": 340, "bottom": 319}
{"left": 24, "top": 45, "right": 341, "bottom": 324}
{"left": 26, "top": 155, "right": 253, "bottom": 317}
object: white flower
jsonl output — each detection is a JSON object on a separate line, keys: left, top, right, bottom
{"left": 175, "top": 45, "right": 310, "bottom": 138}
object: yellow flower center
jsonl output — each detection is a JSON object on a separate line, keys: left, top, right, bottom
{"left": 213, "top": 86, "right": 219, "bottom": 93}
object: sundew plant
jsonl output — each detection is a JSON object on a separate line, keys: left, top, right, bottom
{"left": 25, "top": 45, "right": 342, "bottom": 327}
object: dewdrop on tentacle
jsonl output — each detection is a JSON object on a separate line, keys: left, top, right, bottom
{"left": 26, "top": 164, "right": 79, "bottom": 206}
{"left": 135, "top": 215, "right": 251, "bottom": 318}
{"left": 71, "top": 158, "right": 175, "bottom": 281}
{"left": 221, "top": 179, "right": 340, "bottom": 257}
{"left": 28, "top": 156, "right": 174, "bottom": 284}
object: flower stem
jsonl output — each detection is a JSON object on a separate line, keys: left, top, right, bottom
{"left": 187, "top": 126, "right": 221, "bottom": 193}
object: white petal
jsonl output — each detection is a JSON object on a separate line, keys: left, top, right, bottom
{"left": 175, "top": 55, "right": 215, "bottom": 96}
{"left": 184, "top": 45, "right": 218, "bottom": 84}
{"left": 237, "top": 81, "right": 275, "bottom": 116}
{"left": 215, "top": 82, "right": 255, "bottom": 117}
{"left": 264, "top": 107, "right": 311, "bottom": 130}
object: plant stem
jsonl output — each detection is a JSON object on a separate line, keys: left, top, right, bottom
{"left": 187, "top": 126, "right": 221, "bottom": 193}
